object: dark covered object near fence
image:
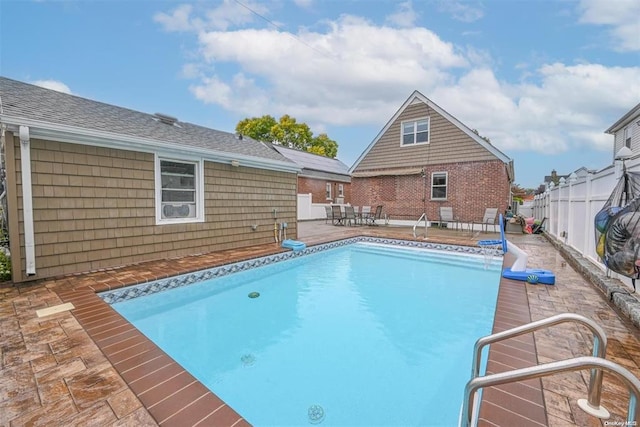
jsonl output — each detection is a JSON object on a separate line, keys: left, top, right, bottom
{"left": 594, "top": 171, "right": 640, "bottom": 290}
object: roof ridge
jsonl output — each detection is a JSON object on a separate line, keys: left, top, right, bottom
{"left": 0, "top": 76, "right": 298, "bottom": 169}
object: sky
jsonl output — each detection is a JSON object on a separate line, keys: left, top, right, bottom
{"left": 1, "top": 0, "right": 639, "bottom": 189}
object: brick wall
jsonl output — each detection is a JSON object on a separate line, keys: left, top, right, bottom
{"left": 8, "top": 136, "right": 298, "bottom": 281}
{"left": 298, "top": 177, "right": 351, "bottom": 204}
{"left": 351, "top": 160, "right": 510, "bottom": 222}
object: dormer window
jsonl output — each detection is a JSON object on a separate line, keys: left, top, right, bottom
{"left": 401, "top": 118, "right": 430, "bottom": 146}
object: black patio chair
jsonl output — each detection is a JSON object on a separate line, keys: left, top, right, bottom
{"left": 367, "top": 205, "right": 383, "bottom": 226}
{"left": 532, "top": 217, "right": 547, "bottom": 234}
{"left": 331, "top": 205, "right": 344, "bottom": 226}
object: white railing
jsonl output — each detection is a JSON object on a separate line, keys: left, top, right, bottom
{"left": 533, "top": 155, "right": 640, "bottom": 288}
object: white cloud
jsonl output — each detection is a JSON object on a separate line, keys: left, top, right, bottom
{"left": 181, "top": 63, "right": 202, "bottom": 79}
{"left": 385, "top": 1, "right": 418, "bottom": 28}
{"left": 157, "top": 4, "right": 638, "bottom": 159}
{"left": 190, "top": 75, "right": 234, "bottom": 108}
{"left": 154, "top": 1, "right": 267, "bottom": 33}
{"left": 154, "top": 4, "right": 199, "bottom": 32}
{"left": 203, "top": 0, "right": 266, "bottom": 31}
{"left": 578, "top": 0, "right": 640, "bottom": 51}
{"left": 293, "top": 0, "right": 313, "bottom": 8}
{"left": 191, "top": 14, "right": 467, "bottom": 124}
{"left": 430, "top": 63, "right": 640, "bottom": 153}
{"left": 437, "top": 0, "right": 484, "bottom": 23}
{"left": 31, "top": 79, "right": 71, "bottom": 94}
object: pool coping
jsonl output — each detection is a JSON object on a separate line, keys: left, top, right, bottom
{"left": 55, "top": 236, "right": 546, "bottom": 427}
{"left": 98, "top": 236, "right": 495, "bottom": 304}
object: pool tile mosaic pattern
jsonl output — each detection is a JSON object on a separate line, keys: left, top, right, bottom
{"left": 2, "top": 223, "right": 640, "bottom": 426}
{"left": 99, "top": 236, "right": 489, "bottom": 304}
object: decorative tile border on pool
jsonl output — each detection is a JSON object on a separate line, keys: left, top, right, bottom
{"left": 99, "top": 237, "right": 497, "bottom": 304}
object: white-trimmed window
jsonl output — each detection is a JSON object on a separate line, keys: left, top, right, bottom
{"left": 155, "top": 156, "right": 204, "bottom": 224}
{"left": 431, "top": 172, "right": 447, "bottom": 200}
{"left": 326, "top": 182, "right": 332, "bottom": 200}
{"left": 624, "top": 126, "right": 632, "bottom": 149}
{"left": 401, "top": 118, "right": 430, "bottom": 146}
{"left": 338, "top": 183, "right": 344, "bottom": 197}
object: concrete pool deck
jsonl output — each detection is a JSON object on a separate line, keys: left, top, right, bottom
{"left": 1, "top": 221, "right": 640, "bottom": 426}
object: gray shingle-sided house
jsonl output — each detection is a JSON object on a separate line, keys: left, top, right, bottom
{"left": 349, "top": 90, "right": 514, "bottom": 225}
{"left": 0, "top": 77, "right": 300, "bottom": 282}
{"left": 271, "top": 144, "right": 351, "bottom": 204}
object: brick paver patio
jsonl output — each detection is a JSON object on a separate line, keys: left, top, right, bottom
{"left": 1, "top": 222, "right": 639, "bottom": 426}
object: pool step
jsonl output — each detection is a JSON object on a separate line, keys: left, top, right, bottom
{"left": 353, "top": 243, "right": 502, "bottom": 271}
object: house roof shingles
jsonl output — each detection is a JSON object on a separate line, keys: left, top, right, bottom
{"left": 0, "top": 77, "right": 294, "bottom": 166}
{"left": 271, "top": 145, "right": 350, "bottom": 182}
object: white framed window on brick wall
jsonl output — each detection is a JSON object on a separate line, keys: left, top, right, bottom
{"left": 338, "top": 183, "right": 344, "bottom": 197}
{"left": 431, "top": 171, "right": 447, "bottom": 200}
{"left": 401, "top": 117, "right": 430, "bottom": 146}
{"left": 155, "top": 155, "right": 204, "bottom": 224}
{"left": 326, "top": 182, "right": 332, "bottom": 200}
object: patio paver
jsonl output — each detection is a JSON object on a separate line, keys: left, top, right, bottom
{"left": 1, "top": 221, "right": 639, "bottom": 426}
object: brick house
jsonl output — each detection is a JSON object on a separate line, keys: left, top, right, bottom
{"left": 0, "top": 77, "right": 300, "bottom": 282}
{"left": 349, "top": 90, "right": 514, "bottom": 225}
{"left": 272, "top": 144, "right": 351, "bottom": 204}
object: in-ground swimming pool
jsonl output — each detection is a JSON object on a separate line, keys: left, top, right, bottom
{"left": 107, "top": 240, "right": 502, "bottom": 426}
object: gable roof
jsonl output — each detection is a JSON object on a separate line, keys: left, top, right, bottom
{"left": 0, "top": 77, "right": 299, "bottom": 173}
{"left": 543, "top": 170, "right": 570, "bottom": 184}
{"left": 349, "top": 90, "right": 511, "bottom": 173}
{"left": 271, "top": 144, "right": 351, "bottom": 182}
{"left": 606, "top": 102, "right": 640, "bottom": 134}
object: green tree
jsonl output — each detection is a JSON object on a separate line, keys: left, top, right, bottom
{"left": 270, "top": 115, "right": 313, "bottom": 149}
{"left": 310, "top": 133, "right": 338, "bottom": 158}
{"left": 236, "top": 115, "right": 277, "bottom": 143}
{"left": 235, "top": 114, "right": 339, "bottom": 158}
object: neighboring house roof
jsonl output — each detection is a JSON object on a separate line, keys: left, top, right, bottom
{"left": 543, "top": 170, "right": 569, "bottom": 184}
{"left": 606, "top": 103, "right": 640, "bottom": 134}
{"left": 349, "top": 90, "right": 512, "bottom": 174}
{"left": 572, "top": 166, "right": 596, "bottom": 178}
{"left": 0, "top": 77, "right": 299, "bottom": 173}
{"left": 271, "top": 144, "right": 351, "bottom": 183}
{"left": 540, "top": 167, "right": 595, "bottom": 189}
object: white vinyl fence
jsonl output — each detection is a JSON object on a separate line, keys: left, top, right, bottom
{"left": 297, "top": 194, "right": 332, "bottom": 221}
{"left": 533, "top": 158, "right": 637, "bottom": 287}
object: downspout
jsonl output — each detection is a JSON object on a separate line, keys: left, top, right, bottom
{"left": 19, "top": 126, "right": 36, "bottom": 275}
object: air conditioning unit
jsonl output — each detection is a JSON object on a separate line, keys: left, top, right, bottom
{"left": 335, "top": 197, "right": 344, "bottom": 204}
{"left": 162, "top": 203, "right": 195, "bottom": 219}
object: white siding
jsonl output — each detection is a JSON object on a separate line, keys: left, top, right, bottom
{"left": 612, "top": 117, "right": 640, "bottom": 159}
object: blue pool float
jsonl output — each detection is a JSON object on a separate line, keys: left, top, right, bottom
{"left": 281, "top": 239, "right": 306, "bottom": 252}
{"left": 502, "top": 267, "right": 556, "bottom": 285}
{"left": 494, "top": 214, "right": 556, "bottom": 285}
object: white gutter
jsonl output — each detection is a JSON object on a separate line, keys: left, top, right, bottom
{"left": 19, "top": 125, "right": 36, "bottom": 275}
{"left": 1, "top": 115, "right": 301, "bottom": 174}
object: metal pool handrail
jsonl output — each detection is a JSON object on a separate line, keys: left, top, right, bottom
{"left": 461, "top": 356, "right": 640, "bottom": 427}
{"left": 413, "top": 213, "right": 428, "bottom": 238}
{"left": 471, "top": 313, "right": 608, "bottom": 415}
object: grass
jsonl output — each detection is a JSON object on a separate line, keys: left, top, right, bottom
{"left": 0, "top": 251, "right": 11, "bottom": 281}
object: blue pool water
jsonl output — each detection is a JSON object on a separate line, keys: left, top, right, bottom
{"left": 112, "top": 242, "right": 501, "bottom": 426}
